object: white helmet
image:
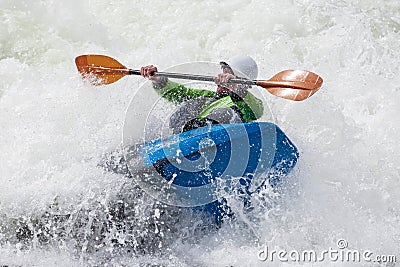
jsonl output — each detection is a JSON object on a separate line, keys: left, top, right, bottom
{"left": 221, "top": 55, "right": 258, "bottom": 80}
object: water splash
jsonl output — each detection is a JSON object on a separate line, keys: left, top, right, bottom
{"left": 1, "top": 0, "right": 399, "bottom": 266}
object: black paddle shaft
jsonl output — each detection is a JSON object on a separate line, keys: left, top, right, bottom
{"left": 128, "top": 69, "right": 255, "bottom": 85}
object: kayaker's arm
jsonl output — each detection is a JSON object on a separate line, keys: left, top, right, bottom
{"left": 214, "top": 72, "right": 264, "bottom": 121}
{"left": 140, "top": 65, "right": 215, "bottom": 104}
{"left": 233, "top": 91, "right": 264, "bottom": 121}
{"left": 140, "top": 65, "right": 264, "bottom": 120}
{"left": 156, "top": 79, "right": 263, "bottom": 121}
{"left": 154, "top": 80, "right": 216, "bottom": 104}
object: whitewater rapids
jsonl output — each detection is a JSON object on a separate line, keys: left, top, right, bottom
{"left": 1, "top": 0, "right": 399, "bottom": 266}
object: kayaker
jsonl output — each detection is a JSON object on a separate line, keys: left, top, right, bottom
{"left": 140, "top": 55, "right": 264, "bottom": 134}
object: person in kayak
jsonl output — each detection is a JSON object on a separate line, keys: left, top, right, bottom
{"left": 102, "top": 56, "right": 264, "bottom": 190}
{"left": 101, "top": 56, "right": 265, "bottom": 224}
{"left": 140, "top": 55, "right": 264, "bottom": 134}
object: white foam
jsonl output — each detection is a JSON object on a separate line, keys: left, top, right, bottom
{"left": 1, "top": 0, "right": 399, "bottom": 265}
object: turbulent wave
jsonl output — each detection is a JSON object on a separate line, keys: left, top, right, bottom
{"left": 1, "top": 0, "right": 399, "bottom": 266}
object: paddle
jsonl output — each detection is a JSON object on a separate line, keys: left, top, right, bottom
{"left": 75, "top": 54, "right": 323, "bottom": 101}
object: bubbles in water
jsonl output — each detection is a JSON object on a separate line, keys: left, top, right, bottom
{"left": 1, "top": 0, "right": 400, "bottom": 265}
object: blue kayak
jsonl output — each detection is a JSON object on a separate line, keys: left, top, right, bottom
{"left": 135, "top": 122, "right": 298, "bottom": 222}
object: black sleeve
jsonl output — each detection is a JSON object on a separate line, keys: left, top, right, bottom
{"left": 229, "top": 85, "right": 248, "bottom": 102}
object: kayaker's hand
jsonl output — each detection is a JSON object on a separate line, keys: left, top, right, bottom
{"left": 214, "top": 73, "right": 237, "bottom": 91}
{"left": 140, "top": 65, "right": 160, "bottom": 82}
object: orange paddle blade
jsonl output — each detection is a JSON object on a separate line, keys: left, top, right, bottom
{"left": 75, "top": 55, "right": 130, "bottom": 85}
{"left": 265, "top": 87, "right": 319, "bottom": 101}
{"left": 256, "top": 70, "right": 323, "bottom": 101}
{"left": 269, "top": 70, "right": 323, "bottom": 91}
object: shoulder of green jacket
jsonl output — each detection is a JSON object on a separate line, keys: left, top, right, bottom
{"left": 154, "top": 80, "right": 216, "bottom": 104}
{"left": 154, "top": 80, "right": 264, "bottom": 121}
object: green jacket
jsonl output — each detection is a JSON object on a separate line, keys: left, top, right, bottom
{"left": 155, "top": 80, "right": 264, "bottom": 122}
